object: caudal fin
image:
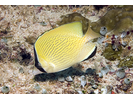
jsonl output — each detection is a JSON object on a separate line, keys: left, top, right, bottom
{"left": 84, "top": 21, "right": 101, "bottom": 42}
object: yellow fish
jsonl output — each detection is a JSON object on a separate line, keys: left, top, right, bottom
{"left": 34, "top": 22, "right": 101, "bottom": 73}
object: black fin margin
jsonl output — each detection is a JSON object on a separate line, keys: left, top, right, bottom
{"left": 83, "top": 46, "right": 97, "bottom": 61}
{"left": 34, "top": 45, "right": 47, "bottom": 73}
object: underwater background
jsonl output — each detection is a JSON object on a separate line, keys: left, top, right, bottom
{"left": 0, "top": 5, "right": 133, "bottom": 94}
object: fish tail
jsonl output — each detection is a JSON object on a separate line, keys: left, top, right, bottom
{"left": 84, "top": 21, "right": 101, "bottom": 42}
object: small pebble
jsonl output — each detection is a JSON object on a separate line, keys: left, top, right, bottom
{"left": 94, "top": 89, "right": 99, "bottom": 94}
{"left": 124, "top": 78, "right": 130, "bottom": 85}
{"left": 105, "top": 43, "right": 108, "bottom": 47}
{"left": 92, "top": 84, "right": 98, "bottom": 89}
{"left": 58, "top": 77, "right": 65, "bottom": 82}
{"left": 101, "top": 87, "right": 107, "bottom": 94}
{"left": 80, "top": 75, "right": 86, "bottom": 87}
{"left": 101, "top": 66, "right": 109, "bottom": 75}
{"left": 19, "top": 67, "right": 24, "bottom": 73}
{"left": 1, "top": 86, "right": 10, "bottom": 94}
{"left": 121, "top": 31, "right": 127, "bottom": 38}
{"left": 100, "top": 26, "right": 107, "bottom": 36}
{"left": 115, "top": 35, "right": 118, "bottom": 39}
{"left": 90, "top": 80, "right": 95, "bottom": 85}
{"left": 97, "top": 36, "right": 105, "bottom": 44}
{"left": 34, "top": 83, "right": 41, "bottom": 91}
{"left": 112, "top": 44, "right": 117, "bottom": 50}
{"left": 98, "top": 72, "right": 103, "bottom": 78}
{"left": 121, "top": 41, "right": 127, "bottom": 47}
{"left": 106, "top": 85, "right": 113, "bottom": 94}
{"left": 77, "top": 91, "right": 83, "bottom": 94}
{"left": 42, "top": 89, "right": 47, "bottom": 94}
{"left": 65, "top": 76, "right": 73, "bottom": 82}
{"left": 40, "top": 22, "right": 47, "bottom": 26}
{"left": 1, "top": 38, "right": 7, "bottom": 43}
{"left": 116, "top": 68, "right": 125, "bottom": 79}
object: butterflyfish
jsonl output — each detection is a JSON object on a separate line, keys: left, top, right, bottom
{"left": 34, "top": 22, "right": 101, "bottom": 73}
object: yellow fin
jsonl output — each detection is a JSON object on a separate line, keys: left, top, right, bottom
{"left": 53, "top": 21, "right": 83, "bottom": 37}
{"left": 84, "top": 22, "right": 101, "bottom": 42}
{"left": 38, "top": 57, "right": 56, "bottom": 73}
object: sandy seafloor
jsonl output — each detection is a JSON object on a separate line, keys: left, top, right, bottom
{"left": 0, "top": 5, "right": 133, "bottom": 94}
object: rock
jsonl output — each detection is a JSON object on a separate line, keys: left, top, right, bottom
{"left": 101, "top": 66, "right": 109, "bottom": 75}
{"left": 116, "top": 68, "right": 125, "bottom": 79}
{"left": 19, "top": 67, "right": 24, "bottom": 73}
{"left": 101, "top": 87, "right": 107, "bottom": 94}
{"left": 121, "top": 31, "right": 127, "bottom": 38}
{"left": 90, "top": 80, "right": 95, "bottom": 85}
{"left": 100, "top": 26, "right": 107, "bottom": 36}
{"left": 42, "top": 89, "right": 47, "bottom": 94}
{"left": 106, "top": 85, "right": 113, "bottom": 94}
{"left": 58, "top": 77, "right": 65, "bottom": 82}
{"left": 94, "top": 89, "right": 99, "bottom": 94}
{"left": 65, "top": 76, "right": 73, "bottom": 82}
{"left": 121, "top": 41, "right": 127, "bottom": 47}
{"left": 77, "top": 90, "right": 83, "bottom": 94}
{"left": 34, "top": 83, "right": 41, "bottom": 91}
{"left": 97, "top": 36, "right": 105, "bottom": 44}
{"left": 92, "top": 84, "right": 98, "bottom": 89}
{"left": 39, "top": 22, "right": 47, "bottom": 26}
{"left": 124, "top": 78, "right": 130, "bottom": 85}
{"left": 1, "top": 86, "right": 10, "bottom": 94}
{"left": 98, "top": 72, "right": 103, "bottom": 78}
{"left": 105, "top": 43, "right": 108, "bottom": 47}
{"left": 80, "top": 75, "right": 86, "bottom": 87}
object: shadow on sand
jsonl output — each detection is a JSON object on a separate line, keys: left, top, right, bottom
{"left": 34, "top": 67, "right": 96, "bottom": 82}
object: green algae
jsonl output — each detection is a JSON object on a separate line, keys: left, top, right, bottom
{"left": 57, "top": 12, "right": 89, "bottom": 34}
{"left": 102, "top": 44, "right": 123, "bottom": 61}
{"left": 91, "top": 6, "right": 133, "bottom": 34}
{"left": 118, "top": 56, "right": 133, "bottom": 68}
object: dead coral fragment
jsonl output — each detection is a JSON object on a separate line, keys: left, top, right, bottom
{"left": 57, "top": 12, "right": 89, "bottom": 34}
{"left": 91, "top": 6, "right": 133, "bottom": 34}
{"left": 102, "top": 44, "right": 122, "bottom": 61}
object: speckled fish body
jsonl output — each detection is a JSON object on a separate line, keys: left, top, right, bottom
{"left": 34, "top": 22, "right": 100, "bottom": 73}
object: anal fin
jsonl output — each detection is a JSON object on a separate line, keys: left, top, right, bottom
{"left": 77, "top": 42, "right": 96, "bottom": 62}
{"left": 83, "top": 46, "right": 97, "bottom": 61}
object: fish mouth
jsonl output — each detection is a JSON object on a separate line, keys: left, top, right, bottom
{"left": 34, "top": 45, "right": 47, "bottom": 73}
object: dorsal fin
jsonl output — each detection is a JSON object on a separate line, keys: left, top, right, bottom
{"left": 52, "top": 22, "right": 83, "bottom": 37}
